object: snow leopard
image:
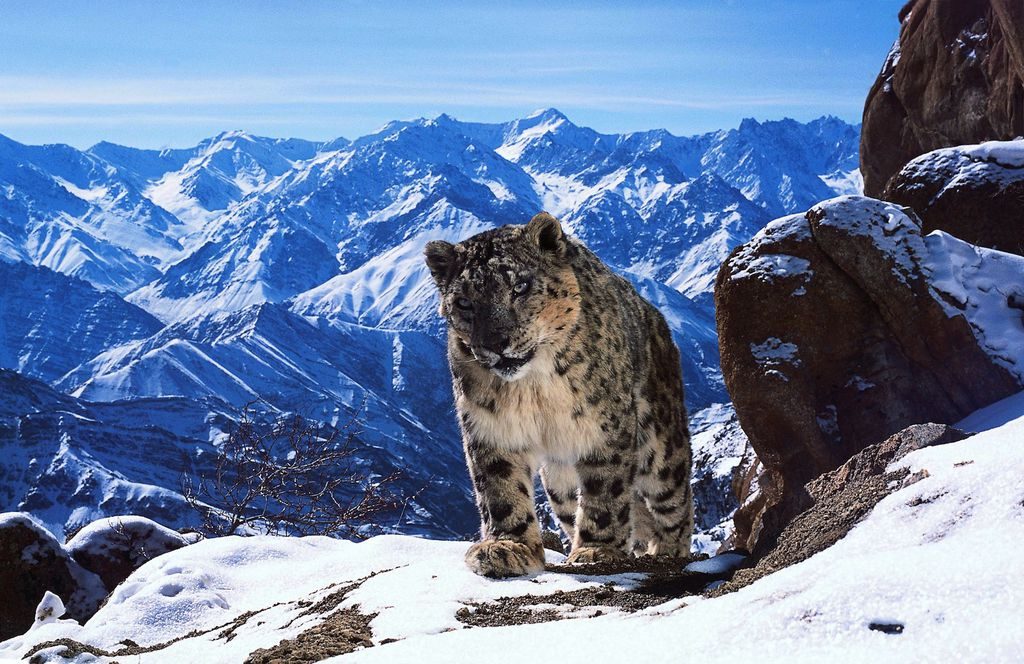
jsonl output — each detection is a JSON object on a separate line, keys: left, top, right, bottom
{"left": 425, "top": 212, "right": 692, "bottom": 578}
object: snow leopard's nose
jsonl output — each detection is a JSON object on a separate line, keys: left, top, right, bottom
{"left": 480, "top": 334, "right": 510, "bottom": 355}
{"left": 472, "top": 332, "right": 510, "bottom": 362}
{"left": 471, "top": 325, "right": 510, "bottom": 362}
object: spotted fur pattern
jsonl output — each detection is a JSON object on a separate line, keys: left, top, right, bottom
{"left": 425, "top": 213, "right": 692, "bottom": 577}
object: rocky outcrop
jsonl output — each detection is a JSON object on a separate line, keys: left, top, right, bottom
{"left": 715, "top": 195, "right": 1024, "bottom": 554}
{"left": 0, "top": 513, "right": 104, "bottom": 640}
{"left": 861, "top": 0, "right": 1024, "bottom": 197}
{"left": 715, "top": 423, "right": 968, "bottom": 594}
{"left": 885, "top": 140, "right": 1024, "bottom": 255}
{"left": 66, "top": 516, "right": 192, "bottom": 593}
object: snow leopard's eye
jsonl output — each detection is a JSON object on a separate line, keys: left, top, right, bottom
{"left": 512, "top": 279, "right": 531, "bottom": 296}
{"left": 455, "top": 296, "right": 473, "bottom": 310}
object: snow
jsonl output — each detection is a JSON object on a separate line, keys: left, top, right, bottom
{"left": 818, "top": 167, "right": 863, "bottom": 196}
{"left": 687, "top": 403, "right": 753, "bottom": 553}
{"left": 683, "top": 551, "right": 747, "bottom": 575}
{"left": 337, "top": 403, "right": 1024, "bottom": 663}
{"left": 33, "top": 592, "right": 66, "bottom": 626}
{"left": 726, "top": 212, "right": 814, "bottom": 287}
{"left": 749, "top": 337, "right": 801, "bottom": 382}
{"left": 844, "top": 374, "right": 876, "bottom": 392}
{"left": 727, "top": 252, "right": 812, "bottom": 283}
{"left": 960, "top": 139, "right": 1024, "bottom": 168}
{"left": 811, "top": 195, "right": 924, "bottom": 287}
{"left": 7, "top": 396, "right": 1023, "bottom": 662}
{"left": 899, "top": 139, "right": 1024, "bottom": 194}
{"left": 955, "top": 389, "right": 1024, "bottom": 434}
{"left": 0, "top": 536, "right": 638, "bottom": 663}
{"left": 750, "top": 337, "right": 800, "bottom": 364}
{"left": 65, "top": 515, "right": 190, "bottom": 567}
{"left": 923, "top": 230, "right": 1024, "bottom": 381}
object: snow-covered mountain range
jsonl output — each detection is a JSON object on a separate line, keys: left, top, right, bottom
{"left": 0, "top": 109, "right": 861, "bottom": 544}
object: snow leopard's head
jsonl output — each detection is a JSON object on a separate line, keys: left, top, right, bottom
{"left": 424, "top": 213, "right": 581, "bottom": 381}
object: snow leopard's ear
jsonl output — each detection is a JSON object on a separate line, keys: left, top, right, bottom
{"left": 424, "top": 240, "right": 457, "bottom": 287}
{"left": 526, "top": 212, "right": 566, "bottom": 257}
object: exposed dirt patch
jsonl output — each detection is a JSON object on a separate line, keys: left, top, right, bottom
{"left": 245, "top": 606, "right": 375, "bottom": 664}
{"left": 456, "top": 583, "right": 656, "bottom": 627}
{"left": 244, "top": 573, "right": 390, "bottom": 662}
{"left": 544, "top": 554, "right": 694, "bottom": 577}
{"left": 456, "top": 555, "right": 738, "bottom": 628}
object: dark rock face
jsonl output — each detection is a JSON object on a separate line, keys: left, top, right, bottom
{"left": 66, "top": 516, "right": 191, "bottom": 593}
{"left": 885, "top": 141, "right": 1024, "bottom": 255}
{"left": 0, "top": 513, "right": 104, "bottom": 640}
{"left": 715, "top": 423, "right": 968, "bottom": 593}
{"left": 715, "top": 196, "right": 1021, "bottom": 554}
{"left": 861, "top": 0, "right": 1024, "bottom": 197}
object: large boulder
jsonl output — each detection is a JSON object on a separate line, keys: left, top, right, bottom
{"left": 861, "top": 0, "right": 1024, "bottom": 197}
{"left": 66, "top": 516, "right": 192, "bottom": 593}
{"left": 885, "top": 140, "right": 1024, "bottom": 255}
{"left": 0, "top": 513, "right": 104, "bottom": 640}
{"left": 715, "top": 195, "right": 1024, "bottom": 554}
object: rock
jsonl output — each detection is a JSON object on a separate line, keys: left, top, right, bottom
{"left": 861, "top": 0, "right": 1024, "bottom": 197}
{"left": 714, "top": 423, "right": 967, "bottom": 594}
{"left": 540, "top": 530, "right": 566, "bottom": 555}
{"left": 884, "top": 140, "right": 1024, "bottom": 255}
{"left": 66, "top": 516, "right": 191, "bottom": 593}
{"left": 0, "top": 513, "right": 105, "bottom": 640}
{"left": 33, "top": 591, "right": 66, "bottom": 627}
{"left": 715, "top": 196, "right": 1023, "bottom": 554}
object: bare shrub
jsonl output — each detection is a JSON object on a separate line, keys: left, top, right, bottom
{"left": 181, "top": 406, "right": 401, "bottom": 538}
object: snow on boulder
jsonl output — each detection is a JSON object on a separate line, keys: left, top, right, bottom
{"left": 716, "top": 195, "right": 1023, "bottom": 555}
{"left": 0, "top": 513, "right": 105, "bottom": 640}
{"left": 885, "top": 139, "right": 1024, "bottom": 256}
{"left": 66, "top": 516, "right": 192, "bottom": 593}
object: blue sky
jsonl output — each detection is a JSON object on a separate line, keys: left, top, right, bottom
{"left": 0, "top": 1, "right": 904, "bottom": 149}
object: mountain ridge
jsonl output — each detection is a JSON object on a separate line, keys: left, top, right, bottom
{"left": 0, "top": 109, "right": 861, "bottom": 544}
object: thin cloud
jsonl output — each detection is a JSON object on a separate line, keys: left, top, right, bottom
{"left": 0, "top": 75, "right": 861, "bottom": 113}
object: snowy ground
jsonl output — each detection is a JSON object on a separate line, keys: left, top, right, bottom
{"left": 4, "top": 392, "right": 1023, "bottom": 663}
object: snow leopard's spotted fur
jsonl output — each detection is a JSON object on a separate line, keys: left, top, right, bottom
{"left": 425, "top": 213, "right": 692, "bottom": 577}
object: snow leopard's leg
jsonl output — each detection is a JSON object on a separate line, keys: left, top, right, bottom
{"left": 567, "top": 430, "right": 636, "bottom": 564}
{"left": 634, "top": 322, "right": 693, "bottom": 558}
{"left": 463, "top": 437, "right": 544, "bottom": 577}
{"left": 540, "top": 462, "right": 579, "bottom": 541}
{"left": 629, "top": 493, "right": 657, "bottom": 555}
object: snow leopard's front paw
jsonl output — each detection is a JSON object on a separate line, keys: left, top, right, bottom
{"left": 465, "top": 539, "right": 545, "bottom": 578}
{"left": 641, "top": 538, "right": 691, "bottom": 559}
{"left": 566, "top": 545, "right": 627, "bottom": 565}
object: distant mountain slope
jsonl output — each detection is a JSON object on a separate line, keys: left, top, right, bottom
{"left": 0, "top": 134, "right": 183, "bottom": 291}
{"left": 0, "top": 262, "right": 163, "bottom": 383}
{"left": 0, "top": 369, "right": 227, "bottom": 538}
{"left": 0, "top": 369, "right": 475, "bottom": 540}
{"left": 96, "top": 132, "right": 329, "bottom": 229}
{"left": 115, "top": 110, "right": 858, "bottom": 321}
{"left": 0, "top": 110, "right": 861, "bottom": 541}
